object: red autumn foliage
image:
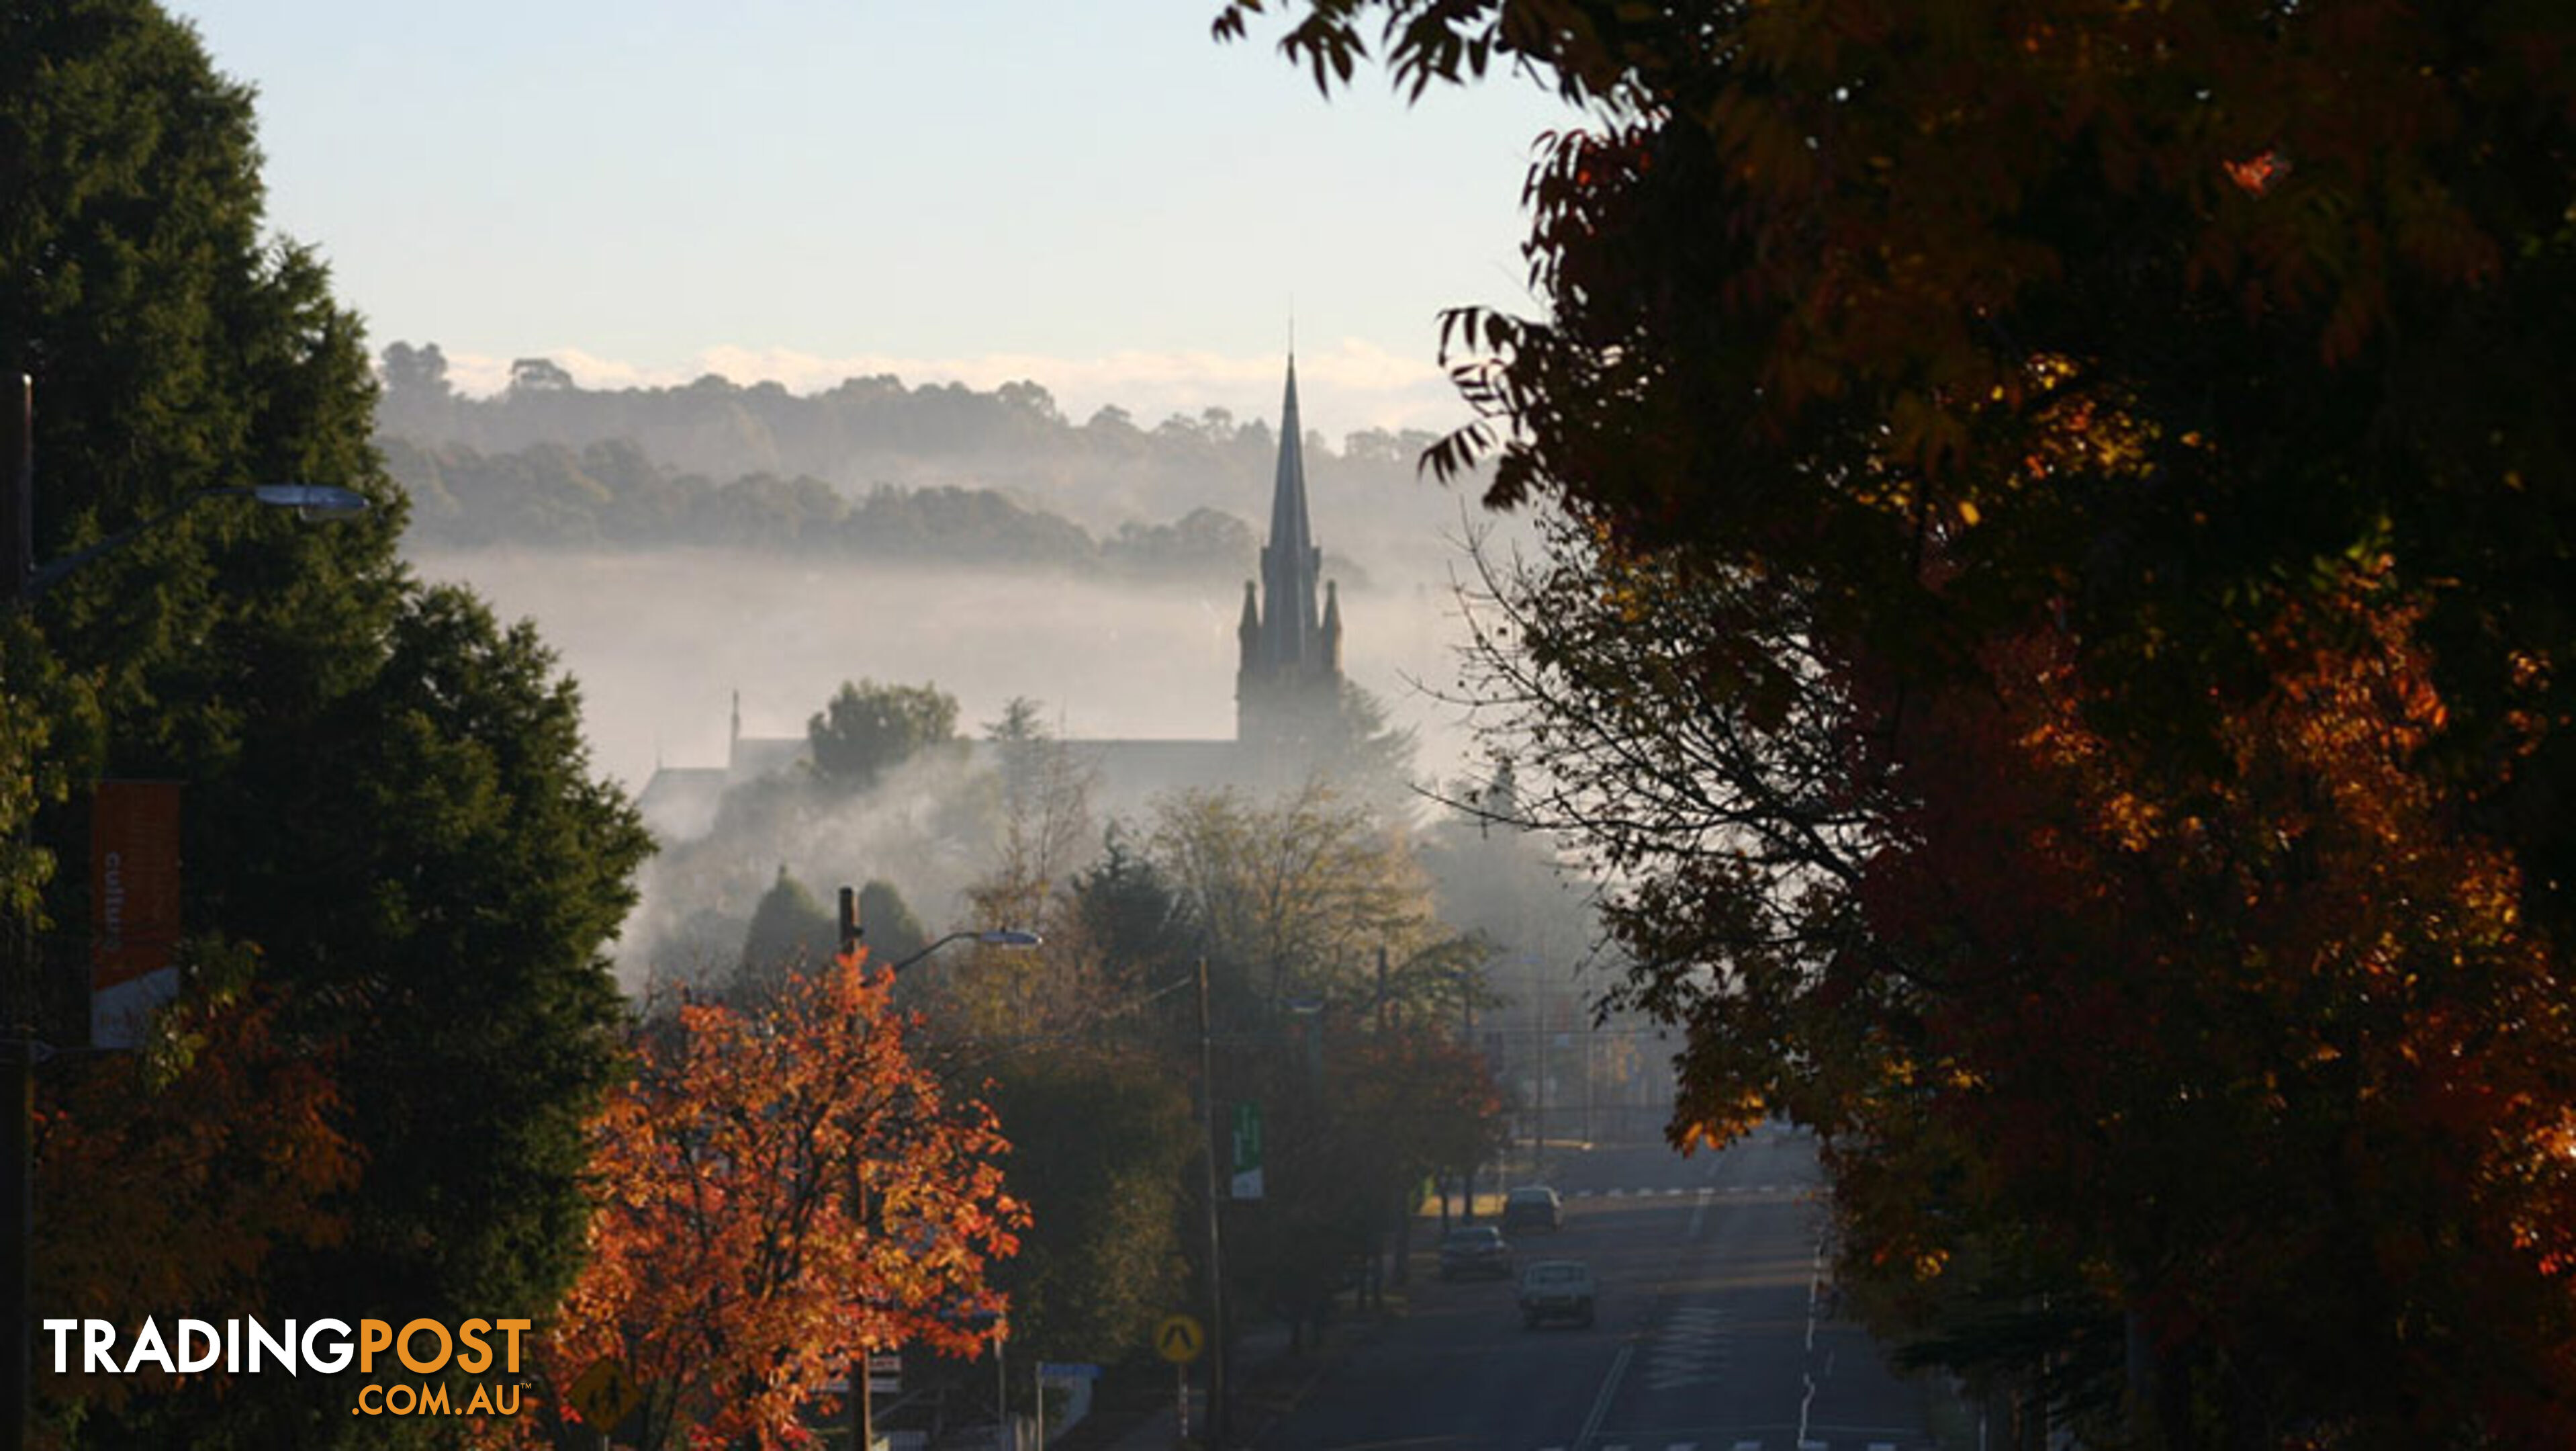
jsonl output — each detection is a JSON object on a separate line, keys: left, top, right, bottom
{"left": 32, "top": 978, "right": 359, "bottom": 1437}
{"left": 500, "top": 957, "right": 1022, "bottom": 1451}
{"left": 1843, "top": 578, "right": 2576, "bottom": 1437}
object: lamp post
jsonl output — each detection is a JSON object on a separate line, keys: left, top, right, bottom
{"left": 1196, "top": 958, "right": 1230, "bottom": 1449}
{"left": 3, "top": 372, "right": 370, "bottom": 1451}
{"left": 834, "top": 886, "right": 1039, "bottom": 1451}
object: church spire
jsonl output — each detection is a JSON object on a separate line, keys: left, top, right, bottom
{"left": 1238, "top": 352, "right": 1342, "bottom": 745}
{"left": 1260, "top": 353, "right": 1321, "bottom": 664}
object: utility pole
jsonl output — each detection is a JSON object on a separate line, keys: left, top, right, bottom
{"left": 1583, "top": 1018, "right": 1596, "bottom": 1145}
{"left": 4, "top": 374, "right": 31, "bottom": 598}
{"left": 840, "top": 884, "right": 875, "bottom": 1451}
{"left": 1459, "top": 981, "right": 1477, "bottom": 1221}
{"left": 1, "top": 1038, "right": 25, "bottom": 1451}
{"left": 1375, "top": 945, "right": 1388, "bottom": 1035}
{"left": 1531, "top": 961, "right": 1547, "bottom": 1181}
{"left": 4, "top": 373, "right": 37, "bottom": 1451}
{"left": 1195, "top": 959, "right": 1229, "bottom": 1446}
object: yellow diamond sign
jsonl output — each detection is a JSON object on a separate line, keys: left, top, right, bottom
{"left": 569, "top": 1356, "right": 643, "bottom": 1432}
{"left": 1155, "top": 1313, "right": 1204, "bottom": 1364}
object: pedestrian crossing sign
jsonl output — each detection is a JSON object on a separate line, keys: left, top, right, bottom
{"left": 569, "top": 1356, "right": 643, "bottom": 1431}
{"left": 1155, "top": 1313, "right": 1205, "bottom": 1364}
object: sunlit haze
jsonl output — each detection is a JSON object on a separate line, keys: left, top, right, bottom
{"left": 177, "top": 1, "right": 1581, "bottom": 431}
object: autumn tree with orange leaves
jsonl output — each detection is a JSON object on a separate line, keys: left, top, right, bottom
{"left": 29, "top": 955, "right": 359, "bottom": 1448}
{"left": 1214, "top": 0, "right": 2576, "bottom": 920}
{"left": 499, "top": 957, "right": 1021, "bottom": 1451}
{"left": 1217, "top": 1, "right": 2576, "bottom": 1441}
{"left": 1840, "top": 581, "right": 2576, "bottom": 1444}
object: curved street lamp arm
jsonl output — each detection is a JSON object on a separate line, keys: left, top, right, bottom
{"left": 888, "top": 932, "right": 977, "bottom": 975}
{"left": 886, "top": 928, "right": 1044, "bottom": 976}
{"left": 19, "top": 484, "right": 370, "bottom": 604}
{"left": 21, "top": 488, "right": 232, "bottom": 602}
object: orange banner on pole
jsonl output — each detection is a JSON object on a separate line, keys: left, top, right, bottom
{"left": 91, "top": 780, "right": 182, "bottom": 1048}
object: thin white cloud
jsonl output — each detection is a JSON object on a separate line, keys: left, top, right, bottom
{"left": 434, "top": 339, "right": 1477, "bottom": 436}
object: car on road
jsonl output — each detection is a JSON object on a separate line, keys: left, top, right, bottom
{"left": 1501, "top": 1184, "right": 1563, "bottom": 1233}
{"left": 1516, "top": 1259, "right": 1597, "bottom": 1329}
{"left": 1437, "top": 1225, "right": 1514, "bottom": 1280}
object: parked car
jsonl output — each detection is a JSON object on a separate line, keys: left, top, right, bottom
{"left": 1517, "top": 1259, "right": 1598, "bottom": 1329}
{"left": 1501, "top": 1184, "right": 1563, "bottom": 1233}
{"left": 1437, "top": 1225, "right": 1514, "bottom": 1280}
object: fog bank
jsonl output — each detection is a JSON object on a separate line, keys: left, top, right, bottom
{"left": 405, "top": 547, "right": 1486, "bottom": 799}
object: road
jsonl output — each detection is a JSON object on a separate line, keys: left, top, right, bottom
{"left": 1264, "top": 1127, "right": 1935, "bottom": 1451}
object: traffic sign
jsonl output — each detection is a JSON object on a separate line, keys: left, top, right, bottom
{"left": 1036, "top": 1361, "right": 1103, "bottom": 1380}
{"left": 1229, "top": 1101, "right": 1264, "bottom": 1200}
{"left": 569, "top": 1356, "right": 643, "bottom": 1431}
{"left": 1155, "top": 1313, "right": 1205, "bottom": 1364}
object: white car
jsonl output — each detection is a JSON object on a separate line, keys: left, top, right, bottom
{"left": 1517, "top": 1259, "right": 1597, "bottom": 1329}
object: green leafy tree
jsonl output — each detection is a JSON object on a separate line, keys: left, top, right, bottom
{"left": 807, "top": 678, "right": 960, "bottom": 791}
{"left": 5, "top": 5, "right": 651, "bottom": 1443}
{"left": 980, "top": 1051, "right": 1193, "bottom": 1368}
{"left": 1147, "top": 783, "right": 1470, "bottom": 1020}
{"left": 1065, "top": 827, "right": 1199, "bottom": 1002}
{"left": 1130, "top": 784, "right": 1489, "bottom": 1337}
{"left": 375, "top": 341, "right": 457, "bottom": 439}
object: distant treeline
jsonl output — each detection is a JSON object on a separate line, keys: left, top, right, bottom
{"left": 373, "top": 342, "right": 1457, "bottom": 549}
{"left": 384, "top": 433, "right": 1266, "bottom": 580}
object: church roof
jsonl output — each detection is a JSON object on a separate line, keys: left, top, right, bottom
{"left": 635, "top": 766, "right": 729, "bottom": 841}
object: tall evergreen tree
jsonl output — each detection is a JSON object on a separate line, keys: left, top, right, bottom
{"left": 4, "top": 3, "right": 650, "bottom": 1442}
{"left": 735, "top": 865, "right": 835, "bottom": 1006}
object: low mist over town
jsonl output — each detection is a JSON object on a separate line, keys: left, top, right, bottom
{"left": 11, "top": 4, "right": 2576, "bottom": 1450}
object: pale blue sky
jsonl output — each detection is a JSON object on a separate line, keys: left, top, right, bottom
{"left": 176, "top": 1, "right": 1578, "bottom": 431}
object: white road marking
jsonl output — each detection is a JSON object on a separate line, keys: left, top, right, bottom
{"left": 1571, "top": 1342, "right": 1632, "bottom": 1451}
{"left": 1795, "top": 1227, "right": 1831, "bottom": 1448}
{"left": 1730, "top": 1442, "right": 1761, "bottom": 1451}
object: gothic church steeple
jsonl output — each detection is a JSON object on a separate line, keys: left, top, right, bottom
{"left": 1237, "top": 355, "right": 1343, "bottom": 745}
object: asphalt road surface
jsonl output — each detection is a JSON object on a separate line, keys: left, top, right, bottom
{"left": 1267, "top": 1127, "right": 1935, "bottom": 1451}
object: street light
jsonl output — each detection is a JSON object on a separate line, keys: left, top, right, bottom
{"left": 3, "top": 374, "right": 373, "bottom": 1451}
{"left": 832, "top": 887, "right": 1039, "bottom": 1451}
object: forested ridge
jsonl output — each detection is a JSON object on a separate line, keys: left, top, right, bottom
{"left": 385, "top": 433, "right": 1273, "bottom": 582}
{"left": 378, "top": 341, "right": 1448, "bottom": 583}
